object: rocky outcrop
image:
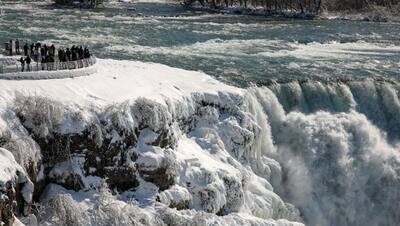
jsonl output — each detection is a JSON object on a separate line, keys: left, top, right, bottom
{"left": 137, "top": 147, "right": 178, "bottom": 191}
{"left": 0, "top": 148, "right": 34, "bottom": 226}
{"left": 157, "top": 185, "right": 192, "bottom": 210}
{"left": 1, "top": 91, "right": 305, "bottom": 226}
{"left": 0, "top": 182, "right": 17, "bottom": 226}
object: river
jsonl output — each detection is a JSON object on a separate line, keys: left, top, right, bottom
{"left": 0, "top": 0, "right": 399, "bottom": 86}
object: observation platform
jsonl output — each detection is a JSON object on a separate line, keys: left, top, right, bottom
{"left": 1, "top": 41, "right": 97, "bottom": 80}
{"left": 0, "top": 54, "right": 97, "bottom": 80}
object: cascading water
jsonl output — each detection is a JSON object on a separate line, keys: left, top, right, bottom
{"left": 243, "top": 79, "right": 400, "bottom": 226}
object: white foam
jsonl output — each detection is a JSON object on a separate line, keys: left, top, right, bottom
{"left": 261, "top": 40, "right": 400, "bottom": 60}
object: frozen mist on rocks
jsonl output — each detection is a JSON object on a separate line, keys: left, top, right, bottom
{"left": 0, "top": 1, "right": 400, "bottom": 226}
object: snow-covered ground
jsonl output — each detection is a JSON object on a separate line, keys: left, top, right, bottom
{"left": 0, "top": 59, "right": 241, "bottom": 107}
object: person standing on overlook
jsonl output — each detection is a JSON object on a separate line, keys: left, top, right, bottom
{"left": 25, "top": 55, "right": 31, "bottom": 71}
{"left": 50, "top": 44, "right": 55, "bottom": 57}
{"left": 18, "top": 57, "right": 25, "bottom": 72}
{"left": 78, "top": 46, "right": 84, "bottom": 59}
{"left": 83, "top": 47, "right": 90, "bottom": 58}
{"left": 33, "top": 47, "right": 39, "bottom": 61}
{"left": 8, "top": 40, "right": 12, "bottom": 56}
{"left": 71, "top": 48, "right": 78, "bottom": 61}
{"left": 58, "top": 48, "right": 64, "bottom": 69}
{"left": 30, "top": 43, "right": 34, "bottom": 56}
{"left": 23, "top": 42, "right": 28, "bottom": 56}
{"left": 41, "top": 45, "right": 46, "bottom": 58}
{"left": 40, "top": 56, "right": 46, "bottom": 70}
{"left": 66, "top": 48, "right": 71, "bottom": 61}
{"left": 15, "top": 39, "right": 20, "bottom": 54}
{"left": 35, "top": 42, "right": 41, "bottom": 50}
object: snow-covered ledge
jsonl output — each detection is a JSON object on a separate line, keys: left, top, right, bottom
{"left": 0, "top": 59, "right": 242, "bottom": 107}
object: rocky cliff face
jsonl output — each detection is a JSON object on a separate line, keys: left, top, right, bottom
{"left": 0, "top": 91, "right": 302, "bottom": 226}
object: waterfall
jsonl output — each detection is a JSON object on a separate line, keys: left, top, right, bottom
{"left": 243, "top": 79, "right": 400, "bottom": 226}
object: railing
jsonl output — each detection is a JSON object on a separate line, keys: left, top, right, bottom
{"left": 0, "top": 56, "right": 97, "bottom": 74}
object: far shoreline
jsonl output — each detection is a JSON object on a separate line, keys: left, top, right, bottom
{"left": 184, "top": 4, "right": 400, "bottom": 23}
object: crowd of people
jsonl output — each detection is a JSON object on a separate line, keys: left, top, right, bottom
{"left": 6, "top": 39, "right": 92, "bottom": 72}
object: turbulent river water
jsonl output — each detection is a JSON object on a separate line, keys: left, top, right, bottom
{"left": 1, "top": 1, "right": 400, "bottom": 226}
{"left": 0, "top": 0, "right": 399, "bottom": 86}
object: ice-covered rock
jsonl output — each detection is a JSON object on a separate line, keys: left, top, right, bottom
{"left": 157, "top": 185, "right": 192, "bottom": 210}
{"left": 0, "top": 109, "right": 41, "bottom": 183}
{"left": 48, "top": 155, "right": 87, "bottom": 191}
{"left": 137, "top": 129, "right": 179, "bottom": 190}
{"left": 0, "top": 148, "right": 34, "bottom": 226}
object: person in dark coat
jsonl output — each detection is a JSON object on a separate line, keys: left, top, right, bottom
{"left": 50, "top": 44, "right": 55, "bottom": 57}
{"left": 44, "top": 44, "right": 48, "bottom": 57}
{"left": 45, "top": 55, "right": 51, "bottom": 70}
{"left": 25, "top": 56, "right": 31, "bottom": 71}
{"left": 78, "top": 46, "right": 84, "bottom": 59}
{"left": 71, "top": 49, "right": 78, "bottom": 61}
{"left": 30, "top": 43, "right": 34, "bottom": 56}
{"left": 58, "top": 48, "right": 63, "bottom": 69}
{"left": 47, "top": 55, "right": 55, "bottom": 70}
{"left": 83, "top": 47, "right": 88, "bottom": 58}
{"left": 84, "top": 47, "right": 91, "bottom": 58}
{"left": 58, "top": 49, "right": 62, "bottom": 62}
{"left": 24, "top": 42, "right": 29, "bottom": 56}
{"left": 63, "top": 49, "right": 67, "bottom": 61}
{"left": 18, "top": 57, "right": 25, "bottom": 72}
{"left": 41, "top": 56, "right": 46, "bottom": 70}
{"left": 50, "top": 55, "right": 55, "bottom": 70}
{"left": 66, "top": 48, "right": 71, "bottom": 61}
{"left": 9, "top": 40, "right": 12, "bottom": 56}
{"left": 23, "top": 43, "right": 29, "bottom": 56}
{"left": 40, "top": 45, "right": 46, "bottom": 58}
{"left": 15, "top": 39, "right": 20, "bottom": 55}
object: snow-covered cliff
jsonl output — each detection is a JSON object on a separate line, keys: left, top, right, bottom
{"left": 0, "top": 59, "right": 399, "bottom": 226}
